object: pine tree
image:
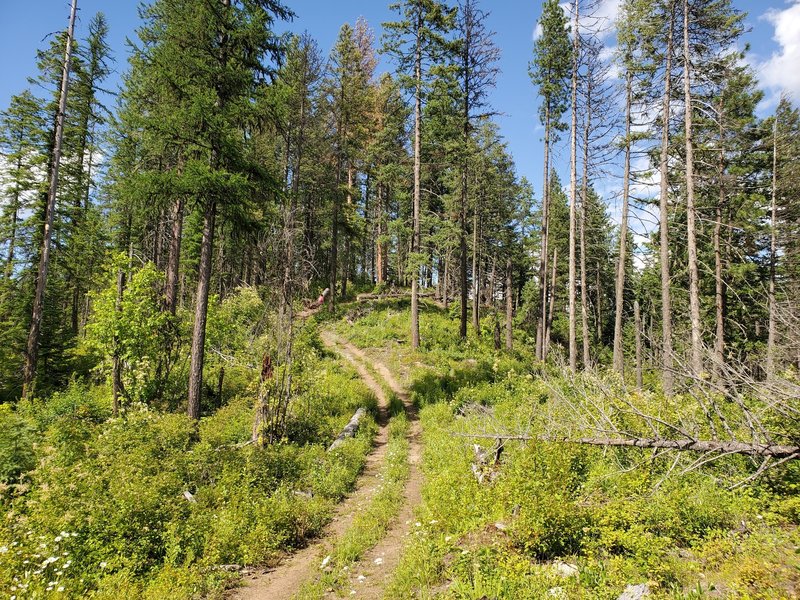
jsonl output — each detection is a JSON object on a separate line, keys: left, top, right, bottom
{"left": 383, "top": 0, "right": 455, "bottom": 349}
{"left": 530, "top": 0, "right": 570, "bottom": 360}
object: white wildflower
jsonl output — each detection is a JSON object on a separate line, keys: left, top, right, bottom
{"left": 0, "top": 546, "right": 7, "bottom": 553}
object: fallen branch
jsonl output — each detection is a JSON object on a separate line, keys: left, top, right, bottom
{"left": 452, "top": 433, "right": 800, "bottom": 459}
{"left": 328, "top": 407, "right": 368, "bottom": 451}
{"left": 355, "top": 292, "right": 434, "bottom": 302}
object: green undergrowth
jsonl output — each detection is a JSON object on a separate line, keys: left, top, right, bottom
{"left": 332, "top": 300, "right": 800, "bottom": 599}
{"left": 0, "top": 327, "right": 379, "bottom": 599}
{"left": 294, "top": 412, "right": 411, "bottom": 600}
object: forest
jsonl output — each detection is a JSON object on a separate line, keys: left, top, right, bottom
{"left": 0, "top": 0, "right": 799, "bottom": 598}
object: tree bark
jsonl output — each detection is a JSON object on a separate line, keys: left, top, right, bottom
{"left": 453, "top": 433, "right": 800, "bottom": 460}
{"left": 612, "top": 69, "right": 632, "bottom": 376}
{"left": 23, "top": 0, "right": 78, "bottom": 398}
{"left": 714, "top": 97, "right": 726, "bottom": 379}
{"left": 505, "top": 256, "right": 513, "bottom": 350}
{"left": 567, "top": 0, "right": 580, "bottom": 372}
{"left": 472, "top": 208, "right": 480, "bottom": 332}
{"left": 187, "top": 200, "right": 216, "bottom": 419}
{"left": 635, "top": 299, "right": 643, "bottom": 389}
{"left": 544, "top": 247, "right": 558, "bottom": 360}
{"left": 659, "top": 2, "right": 675, "bottom": 396}
{"left": 165, "top": 197, "right": 184, "bottom": 314}
{"left": 767, "top": 118, "right": 778, "bottom": 379}
{"left": 411, "top": 15, "right": 422, "bottom": 350}
{"left": 683, "top": 0, "right": 703, "bottom": 375}
{"left": 537, "top": 106, "right": 551, "bottom": 360}
{"left": 580, "top": 69, "right": 592, "bottom": 369}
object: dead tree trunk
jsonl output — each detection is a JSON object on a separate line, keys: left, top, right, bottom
{"left": 22, "top": 0, "right": 78, "bottom": 398}
{"left": 635, "top": 299, "right": 643, "bottom": 389}
{"left": 767, "top": 118, "right": 778, "bottom": 379}
{"left": 411, "top": 21, "right": 422, "bottom": 350}
{"left": 455, "top": 433, "right": 800, "bottom": 460}
{"left": 544, "top": 247, "right": 558, "bottom": 361}
{"left": 684, "top": 0, "right": 703, "bottom": 376}
{"left": 537, "top": 106, "right": 552, "bottom": 360}
{"left": 567, "top": 0, "right": 580, "bottom": 373}
{"left": 612, "top": 69, "right": 632, "bottom": 376}
{"left": 659, "top": 1, "right": 675, "bottom": 397}
{"left": 505, "top": 257, "right": 513, "bottom": 350}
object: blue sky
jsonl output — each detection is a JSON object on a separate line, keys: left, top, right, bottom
{"left": 1, "top": 0, "right": 798, "bottom": 206}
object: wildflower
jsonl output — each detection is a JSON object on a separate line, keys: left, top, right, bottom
{"left": 0, "top": 546, "right": 7, "bottom": 553}
{"left": 100, "top": 561, "right": 107, "bottom": 569}
{"left": 58, "top": 587, "right": 65, "bottom": 592}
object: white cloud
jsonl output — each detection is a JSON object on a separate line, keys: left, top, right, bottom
{"left": 533, "top": 23, "right": 543, "bottom": 41}
{"left": 758, "top": 1, "right": 800, "bottom": 102}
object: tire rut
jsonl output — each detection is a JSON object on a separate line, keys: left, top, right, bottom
{"left": 230, "top": 333, "right": 390, "bottom": 600}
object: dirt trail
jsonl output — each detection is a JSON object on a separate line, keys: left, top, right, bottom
{"left": 327, "top": 335, "right": 424, "bottom": 599}
{"left": 231, "top": 333, "right": 390, "bottom": 600}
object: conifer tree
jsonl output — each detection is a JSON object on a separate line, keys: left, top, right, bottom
{"left": 530, "top": 0, "right": 570, "bottom": 360}
{"left": 383, "top": 0, "right": 455, "bottom": 349}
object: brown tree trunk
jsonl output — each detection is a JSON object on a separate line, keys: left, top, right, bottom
{"left": 472, "top": 209, "right": 480, "bottom": 332}
{"left": 505, "top": 257, "right": 513, "bottom": 350}
{"left": 23, "top": 0, "right": 78, "bottom": 399}
{"left": 187, "top": 199, "right": 216, "bottom": 419}
{"left": 165, "top": 197, "right": 184, "bottom": 314}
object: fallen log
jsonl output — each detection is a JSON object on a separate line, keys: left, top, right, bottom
{"left": 355, "top": 291, "right": 434, "bottom": 302}
{"left": 328, "top": 407, "right": 368, "bottom": 451}
{"left": 452, "top": 433, "right": 800, "bottom": 460}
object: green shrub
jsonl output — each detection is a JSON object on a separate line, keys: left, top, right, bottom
{"left": 0, "top": 405, "right": 35, "bottom": 483}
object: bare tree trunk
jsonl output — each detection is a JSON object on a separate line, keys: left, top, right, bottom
{"left": 714, "top": 98, "right": 726, "bottom": 380}
{"left": 659, "top": 2, "right": 675, "bottom": 396}
{"left": 767, "top": 118, "right": 778, "bottom": 379}
{"left": 612, "top": 69, "right": 633, "bottom": 376}
{"left": 683, "top": 0, "right": 703, "bottom": 376}
{"left": 544, "top": 247, "right": 558, "bottom": 361}
{"left": 580, "top": 70, "right": 592, "bottom": 369}
{"left": 188, "top": 199, "right": 216, "bottom": 420}
{"left": 329, "top": 161, "right": 341, "bottom": 312}
{"left": 23, "top": 0, "right": 78, "bottom": 399}
{"left": 411, "top": 21, "right": 422, "bottom": 350}
{"left": 342, "top": 166, "right": 353, "bottom": 299}
{"left": 112, "top": 214, "right": 132, "bottom": 417}
{"left": 537, "top": 106, "right": 551, "bottom": 360}
{"left": 635, "top": 299, "right": 643, "bottom": 389}
{"left": 568, "top": 0, "right": 580, "bottom": 372}
{"left": 165, "top": 197, "right": 184, "bottom": 314}
{"left": 472, "top": 209, "right": 480, "bottom": 332}
{"left": 595, "top": 261, "right": 602, "bottom": 342}
{"left": 376, "top": 183, "right": 386, "bottom": 284}
{"left": 455, "top": 433, "right": 800, "bottom": 460}
{"left": 506, "top": 256, "right": 513, "bottom": 350}
{"left": 443, "top": 250, "right": 450, "bottom": 309}
{"left": 4, "top": 165, "right": 22, "bottom": 279}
